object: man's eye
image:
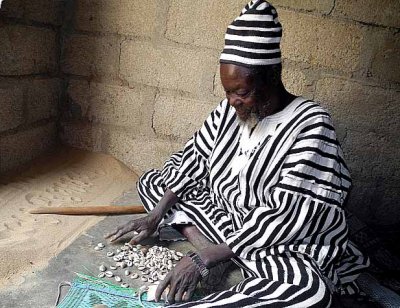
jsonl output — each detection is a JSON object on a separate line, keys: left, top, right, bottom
{"left": 237, "top": 91, "right": 250, "bottom": 97}
{"left": 224, "top": 90, "right": 251, "bottom": 97}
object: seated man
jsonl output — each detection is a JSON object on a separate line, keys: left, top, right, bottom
{"left": 106, "top": 1, "right": 369, "bottom": 306}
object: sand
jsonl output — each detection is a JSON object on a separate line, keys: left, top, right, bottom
{"left": 0, "top": 147, "right": 139, "bottom": 288}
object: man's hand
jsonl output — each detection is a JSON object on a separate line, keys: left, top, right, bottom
{"left": 155, "top": 256, "right": 201, "bottom": 304}
{"left": 105, "top": 189, "right": 178, "bottom": 244}
{"left": 104, "top": 213, "right": 160, "bottom": 244}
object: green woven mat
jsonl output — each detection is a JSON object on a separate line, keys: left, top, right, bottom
{"left": 57, "top": 274, "right": 204, "bottom": 308}
{"left": 57, "top": 275, "right": 164, "bottom": 308}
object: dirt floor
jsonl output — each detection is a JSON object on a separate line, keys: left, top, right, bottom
{"left": 0, "top": 147, "right": 138, "bottom": 288}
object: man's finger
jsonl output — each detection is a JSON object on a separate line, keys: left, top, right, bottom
{"left": 175, "top": 277, "right": 188, "bottom": 303}
{"left": 167, "top": 278, "right": 179, "bottom": 305}
{"left": 104, "top": 227, "right": 120, "bottom": 239}
{"left": 109, "top": 230, "right": 123, "bottom": 242}
{"left": 183, "top": 284, "right": 196, "bottom": 302}
{"left": 108, "top": 226, "right": 130, "bottom": 242}
{"left": 155, "top": 273, "right": 171, "bottom": 302}
{"left": 129, "top": 230, "right": 146, "bottom": 245}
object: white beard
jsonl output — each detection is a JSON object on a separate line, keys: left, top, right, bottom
{"left": 237, "top": 111, "right": 259, "bottom": 130}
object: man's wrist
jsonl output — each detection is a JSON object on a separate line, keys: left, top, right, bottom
{"left": 186, "top": 251, "right": 210, "bottom": 278}
{"left": 197, "top": 250, "right": 212, "bottom": 268}
{"left": 197, "top": 243, "right": 235, "bottom": 268}
{"left": 150, "top": 188, "right": 178, "bottom": 221}
{"left": 148, "top": 209, "right": 162, "bottom": 224}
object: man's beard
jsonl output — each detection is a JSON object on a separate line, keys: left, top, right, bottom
{"left": 236, "top": 96, "right": 273, "bottom": 129}
{"left": 237, "top": 110, "right": 259, "bottom": 129}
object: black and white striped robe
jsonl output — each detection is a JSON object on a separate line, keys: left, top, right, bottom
{"left": 138, "top": 97, "right": 369, "bottom": 307}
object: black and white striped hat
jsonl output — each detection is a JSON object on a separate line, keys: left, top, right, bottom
{"left": 220, "top": 0, "right": 282, "bottom": 67}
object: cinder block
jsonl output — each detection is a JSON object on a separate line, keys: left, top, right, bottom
{"left": 369, "top": 29, "right": 400, "bottom": 84}
{"left": 365, "top": 183, "right": 400, "bottom": 226}
{"left": 166, "top": 0, "right": 244, "bottom": 50}
{"left": 0, "top": 123, "right": 57, "bottom": 173}
{"left": 26, "top": 79, "right": 60, "bottom": 123}
{"left": 333, "top": 0, "right": 400, "bottom": 28}
{"left": 60, "top": 121, "right": 103, "bottom": 152}
{"left": 104, "top": 130, "right": 183, "bottom": 173}
{"left": 346, "top": 179, "right": 379, "bottom": 224}
{"left": 343, "top": 129, "right": 400, "bottom": 225}
{"left": 0, "top": 86, "right": 24, "bottom": 132}
{"left": 0, "top": 25, "right": 57, "bottom": 75}
{"left": 279, "top": 10, "right": 363, "bottom": 72}
{"left": 373, "top": 185, "right": 400, "bottom": 225}
{"left": 74, "top": 0, "right": 159, "bottom": 37}
{"left": 315, "top": 77, "right": 400, "bottom": 138}
{"left": 346, "top": 178, "right": 400, "bottom": 226}
{"left": 63, "top": 34, "right": 120, "bottom": 79}
{"left": 66, "top": 81, "right": 156, "bottom": 133}
{"left": 87, "top": 82, "right": 155, "bottom": 132}
{"left": 342, "top": 130, "right": 388, "bottom": 179}
{"left": 66, "top": 79, "right": 90, "bottom": 118}
{"left": 0, "top": 0, "right": 63, "bottom": 25}
{"left": 282, "top": 66, "right": 308, "bottom": 97}
{"left": 120, "top": 41, "right": 217, "bottom": 95}
{"left": 273, "top": 0, "right": 334, "bottom": 13}
{"left": 153, "top": 92, "right": 216, "bottom": 140}
{"left": 213, "top": 66, "right": 225, "bottom": 99}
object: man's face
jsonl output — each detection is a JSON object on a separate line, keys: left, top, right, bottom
{"left": 220, "top": 64, "right": 267, "bottom": 123}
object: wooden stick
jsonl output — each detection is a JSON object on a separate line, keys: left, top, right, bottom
{"left": 29, "top": 205, "right": 146, "bottom": 216}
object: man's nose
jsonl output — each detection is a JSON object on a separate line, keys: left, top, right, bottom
{"left": 227, "top": 94, "right": 242, "bottom": 108}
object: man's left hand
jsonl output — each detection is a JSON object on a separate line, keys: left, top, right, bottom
{"left": 155, "top": 256, "right": 201, "bottom": 304}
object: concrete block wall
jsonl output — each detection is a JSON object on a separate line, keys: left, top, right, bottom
{"left": 60, "top": 0, "right": 400, "bottom": 227}
{"left": 0, "top": 0, "right": 62, "bottom": 173}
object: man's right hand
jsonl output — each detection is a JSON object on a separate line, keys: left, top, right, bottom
{"left": 105, "top": 188, "right": 178, "bottom": 244}
{"left": 104, "top": 213, "right": 160, "bottom": 244}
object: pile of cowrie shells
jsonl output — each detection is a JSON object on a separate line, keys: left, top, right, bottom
{"left": 95, "top": 242, "right": 184, "bottom": 289}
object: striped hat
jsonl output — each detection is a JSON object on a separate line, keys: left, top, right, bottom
{"left": 220, "top": 0, "right": 282, "bottom": 67}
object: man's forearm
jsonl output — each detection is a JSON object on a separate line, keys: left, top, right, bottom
{"left": 152, "top": 190, "right": 235, "bottom": 268}
{"left": 150, "top": 188, "right": 179, "bottom": 221}
{"left": 198, "top": 243, "right": 235, "bottom": 268}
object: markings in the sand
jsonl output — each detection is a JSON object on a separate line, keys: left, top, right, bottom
{"left": 0, "top": 156, "right": 127, "bottom": 289}
{"left": 10, "top": 215, "right": 23, "bottom": 227}
{"left": 25, "top": 192, "right": 52, "bottom": 207}
{"left": 0, "top": 212, "right": 35, "bottom": 238}
{"left": 0, "top": 182, "right": 30, "bottom": 207}
{"left": 49, "top": 219, "right": 61, "bottom": 225}
{"left": 0, "top": 166, "right": 107, "bottom": 241}
{"left": 22, "top": 168, "right": 103, "bottom": 207}
{"left": 1, "top": 167, "right": 104, "bottom": 209}
{"left": 3, "top": 223, "right": 13, "bottom": 231}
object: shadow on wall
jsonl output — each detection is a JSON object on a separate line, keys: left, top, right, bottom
{"left": 60, "top": 0, "right": 122, "bottom": 157}
{"left": 316, "top": 78, "right": 400, "bottom": 229}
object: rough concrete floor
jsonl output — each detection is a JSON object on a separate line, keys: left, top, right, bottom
{"left": 0, "top": 188, "right": 242, "bottom": 308}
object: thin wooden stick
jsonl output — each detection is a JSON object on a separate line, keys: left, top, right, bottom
{"left": 29, "top": 205, "right": 146, "bottom": 215}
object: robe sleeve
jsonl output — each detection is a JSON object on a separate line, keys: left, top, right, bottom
{"left": 225, "top": 114, "right": 352, "bottom": 260}
{"left": 161, "top": 101, "right": 226, "bottom": 200}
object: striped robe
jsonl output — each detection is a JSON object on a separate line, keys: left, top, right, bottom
{"left": 138, "top": 97, "right": 369, "bottom": 307}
